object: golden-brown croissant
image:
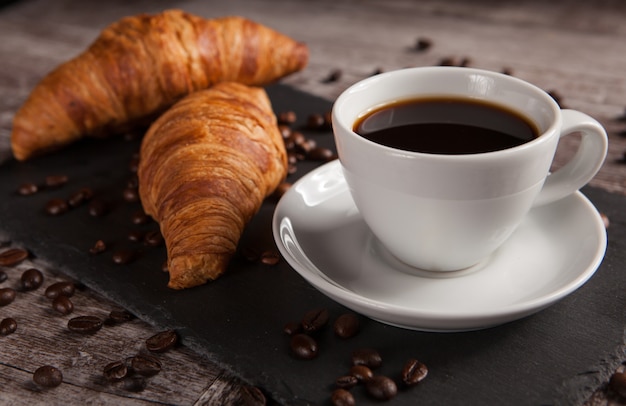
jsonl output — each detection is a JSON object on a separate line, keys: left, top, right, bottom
{"left": 138, "top": 82, "right": 287, "bottom": 289}
{"left": 11, "top": 10, "right": 308, "bottom": 161}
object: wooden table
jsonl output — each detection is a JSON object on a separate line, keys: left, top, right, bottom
{"left": 0, "top": 0, "right": 625, "bottom": 404}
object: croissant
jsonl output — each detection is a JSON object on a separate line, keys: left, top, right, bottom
{"left": 138, "top": 82, "right": 287, "bottom": 289}
{"left": 11, "top": 10, "right": 308, "bottom": 161}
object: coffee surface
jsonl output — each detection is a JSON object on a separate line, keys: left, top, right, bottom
{"left": 353, "top": 97, "right": 539, "bottom": 154}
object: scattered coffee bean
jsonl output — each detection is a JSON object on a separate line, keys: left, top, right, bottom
{"left": 107, "top": 309, "right": 136, "bottom": 325}
{"left": 260, "top": 250, "right": 280, "bottom": 265}
{"left": 438, "top": 56, "right": 455, "bottom": 66}
{"left": 161, "top": 260, "right": 169, "bottom": 273}
{"left": 144, "top": 230, "right": 164, "bottom": 247}
{"left": 21, "top": 268, "right": 44, "bottom": 291}
{"left": 501, "top": 67, "right": 514, "bottom": 75}
{"left": 88, "top": 199, "right": 110, "bottom": 217}
{"left": 307, "top": 113, "right": 327, "bottom": 129}
{"left": 146, "top": 329, "right": 178, "bottom": 353}
{"left": 52, "top": 295, "right": 74, "bottom": 315}
{"left": 290, "top": 333, "right": 318, "bottom": 360}
{"left": 33, "top": 365, "right": 63, "bottom": 388}
{"left": 128, "top": 155, "right": 140, "bottom": 173}
{"left": 45, "top": 174, "right": 69, "bottom": 189}
{"left": 0, "top": 248, "right": 29, "bottom": 266}
{"left": 350, "top": 365, "right": 374, "bottom": 383}
{"left": 322, "top": 69, "right": 342, "bottom": 84}
{"left": 67, "top": 315, "right": 104, "bottom": 334}
{"left": 302, "top": 308, "right": 330, "bottom": 333}
{"left": 335, "top": 375, "right": 358, "bottom": 390}
{"left": 103, "top": 360, "right": 128, "bottom": 382}
{"left": 601, "top": 213, "right": 610, "bottom": 229}
{"left": 45, "top": 281, "right": 76, "bottom": 299}
{"left": 413, "top": 37, "right": 432, "bottom": 52}
{"left": 331, "top": 388, "right": 355, "bottom": 406}
{"left": 308, "top": 147, "right": 335, "bottom": 161}
{"left": 17, "top": 182, "right": 38, "bottom": 196}
{"left": 68, "top": 188, "right": 94, "bottom": 207}
{"left": 127, "top": 230, "right": 145, "bottom": 242}
{"left": 45, "top": 198, "right": 69, "bottom": 216}
{"left": 277, "top": 111, "right": 297, "bottom": 124}
{"left": 122, "top": 187, "right": 139, "bottom": 202}
{"left": 279, "top": 124, "right": 293, "bottom": 140}
{"left": 366, "top": 375, "right": 397, "bottom": 401}
{"left": 352, "top": 348, "right": 382, "bottom": 369}
{"left": 131, "top": 210, "right": 150, "bottom": 225}
{"left": 0, "top": 317, "right": 17, "bottom": 335}
{"left": 126, "top": 176, "right": 139, "bottom": 189}
{"left": 283, "top": 321, "right": 302, "bottom": 336}
{"left": 112, "top": 249, "right": 136, "bottom": 265}
{"left": 333, "top": 313, "right": 360, "bottom": 339}
{"left": 609, "top": 371, "right": 626, "bottom": 398}
{"left": 0, "top": 288, "right": 16, "bottom": 306}
{"left": 370, "top": 67, "right": 384, "bottom": 76}
{"left": 130, "top": 354, "right": 162, "bottom": 376}
{"left": 401, "top": 358, "right": 428, "bottom": 386}
{"left": 238, "top": 385, "right": 266, "bottom": 406}
{"left": 0, "top": 270, "right": 6, "bottom": 283}
{"left": 89, "top": 240, "right": 107, "bottom": 255}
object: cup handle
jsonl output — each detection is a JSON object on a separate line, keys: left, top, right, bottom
{"left": 532, "top": 109, "right": 608, "bottom": 207}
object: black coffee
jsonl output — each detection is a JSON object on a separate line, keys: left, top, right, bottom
{"left": 353, "top": 96, "right": 539, "bottom": 154}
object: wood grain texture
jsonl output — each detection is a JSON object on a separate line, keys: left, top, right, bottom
{"left": 0, "top": 0, "right": 625, "bottom": 404}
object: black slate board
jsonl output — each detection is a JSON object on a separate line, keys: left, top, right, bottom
{"left": 0, "top": 84, "right": 625, "bottom": 405}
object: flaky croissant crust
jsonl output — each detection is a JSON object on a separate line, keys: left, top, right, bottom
{"left": 138, "top": 82, "right": 287, "bottom": 289}
{"left": 11, "top": 10, "right": 308, "bottom": 160}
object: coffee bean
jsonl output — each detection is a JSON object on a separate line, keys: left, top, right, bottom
{"left": 103, "top": 360, "right": 128, "bottom": 382}
{"left": 67, "top": 315, "right": 103, "bottom": 334}
{"left": 349, "top": 365, "right": 373, "bottom": 382}
{"left": 401, "top": 358, "right": 428, "bottom": 386}
{"left": 331, "top": 388, "right": 355, "bottom": 406}
{"left": 0, "top": 288, "right": 16, "bottom": 306}
{"left": 335, "top": 375, "right": 358, "bottom": 389}
{"left": 144, "top": 230, "right": 164, "bottom": 247}
{"left": 17, "top": 182, "right": 38, "bottom": 196}
{"left": 0, "top": 270, "right": 6, "bottom": 283}
{"left": 301, "top": 308, "right": 329, "bottom": 333}
{"left": 21, "top": 268, "right": 44, "bottom": 291}
{"left": 33, "top": 365, "right": 63, "bottom": 387}
{"left": 112, "top": 249, "right": 135, "bottom": 264}
{"left": 601, "top": 212, "right": 610, "bottom": 229}
{"left": 308, "top": 147, "right": 335, "bottom": 161}
{"left": 126, "top": 176, "right": 139, "bottom": 189}
{"left": 277, "top": 111, "right": 297, "bottom": 125}
{"left": 283, "top": 321, "right": 302, "bottom": 336}
{"left": 45, "top": 198, "right": 69, "bottom": 215}
{"left": 366, "top": 375, "right": 397, "bottom": 400}
{"left": 130, "top": 354, "right": 162, "bottom": 376}
{"left": 88, "top": 199, "right": 109, "bottom": 217}
{"left": 0, "top": 317, "right": 17, "bottom": 335}
{"left": 321, "top": 69, "right": 342, "bottom": 84}
{"left": 107, "top": 309, "right": 136, "bottom": 325}
{"left": 122, "top": 187, "right": 139, "bottom": 202}
{"left": 45, "top": 281, "right": 76, "bottom": 299}
{"left": 131, "top": 210, "right": 150, "bottom": 225}
{"left": 260, "top": 250, "right": 280, "bottom": 265}
{"left": 68, "top": 188, "right": 94, "bottom": 207}
{"left": 333, "top": 313, "right": 360, "bottom": 339}
{"left": 127, "top": 230, "right": 145, "bottom": 242}
{"left": 128, "top": 156, "right": 140, "bottom": 173}
{"left": 52, "top": 295, "right": 74, "bottom": 315}
{"left": 89, "top": 240, "right": 107, "bottom": 255}
{"left": 609, "top": 371, "right": 626, "bottom": 398}
{"left": 290, "top": 333, "right": 318, "bottom": 360}
{"left": 501, "top": 67, "right": 514, "bottom": 75}
{"left": 45, "top": 175, "right": 68, "bottom": 189}
{"left": 146, "top": 329, "right": 178, "bottom": 353}
{"left": 352, "top": 348, "right": 382, "bottom": 369}
{"left": 238, "top": 385, "right": 266, "bottom": 406}
{"left": 413, "top": 37, "right": 432, "bottom": 52}
{"left": 0, "top": 248, "right": 29, "bottom": 266}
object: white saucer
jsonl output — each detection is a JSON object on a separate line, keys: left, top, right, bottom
{"left": 272, "top": 160, "right": 607, "bottom": 332}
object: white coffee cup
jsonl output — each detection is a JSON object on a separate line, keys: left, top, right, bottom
{"left": 331, "top": 67, "right": 607, "bottom": 272}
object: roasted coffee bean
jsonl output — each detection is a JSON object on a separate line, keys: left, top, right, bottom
{"left": 283, "top": 321, "right": 301, "bottom": 336}
{"left": 331, "top": 388, "right": 355, "bottom": 406}
{"left": 349, "top": 365, "right": 373, "bottom": 382}
{"left": 122, "top": 187, "right": 139, "bottom": 202}
{"left": 17, "top": 182, "right": 38, "bottom": 196}
{"left": 0, "top": 288, "right": 16, "bottom": 306}
{"left": 0, "top": 248, "right": 29, "bottom": 266}
{"left": 438, "top": 56, "right": 455, "bottom": 66}
{"left": 401, "top": 358, "right": 428, "bottom": 386}
{"left": 501, "top": 67, "right": 514, "bottom": 75}
{"left": 44, "top": 198, "right": 69, "bottom": 216}
{"left": 68, "top": 188, "right": 94, "bottom": 207}
{"left": 126, "top": 176, "right": 139, "bottom": 189}
{"left": 279, "top": 124, "right": 293, "bottom": 140}
{"left": 52, "top": 295, "right": 74, "bottom": 315}
{"left": 301, "top": 308, "right": 329, "bottom": 333}
{"left": 112, "top": 249, "right": 136, "bottom": 265}
{"left": 88, "top": 199, "right": 109, "bottom": 217}
{"left": 609, "top": 371, "right": 626, "bottom": 398}
{"left": 45, "top": 175, "right": 68, "bottom": 189}
{"left": 239, "top": 385, "right": 266, "bottom": 406}
{"left": 0, "top": 317, "right": 17, "bottom": 335}
{"left": 366, "top": 375, "right": 397, "bottom": 400}
{"left": 131, "top": 210, "right": 150, "bottom": 225}
{"left": 33, "top": 365, "right": 63, "bottom": 387}
{"left": 334, "top": 313, "right": 360, "bottom": 339}
{"left": 103, "top": 360, "right": 128, "bottom": 382}
{"left": 321, "top": 69, "right": 342, "bottom": 84}
{"left": 290, "top": 333, "right": 318, "bottom": 360}
{"left": 45, "top": 281, "right": 76, "bottom": 299}
{"left": 277, "top": 111, "right": 297, "bottom": 124}
{"left": 162, "top": 260, "right": 169, "bottom": 272}
{"left": 130, "top": 354, "right": 162, "bottom": 376}
{"left": 601, "top": 212, "right": 610, "bottom": 229}
{"left": 67, "top": 315, "right": 104, "bottom": 334}
{"left": 0, "top": 270, "right": 6, "bottom": 283}
{"left": 128, "top": 155, "right": 140, "bottom": 173}
{"left": 308, "top": 147, "right": 335, "bottom": 161}
{"left": 146, "top": 329, "right": 178, "bottom": 353}
{"left": 89, "top": 240, "right": 107, "bottom": 254}
{"left": 260, "top": 250, "right": 280, "bottom": 265}
{"left": 127, "top": 230, "right": 145, "bottom": 242}
{"left": 21, "top": 268, "right": 44, "bottom": 291}
{"left": 352, "top": 348, "right": 382, "bottom": 369}
{"left": 413, "top": 37, "right": 432, "bottom": 52}
{"left": 106, "top": 309, "right": 136, "bottom": 325}
{"left": 144, "top": 230, "right": 164, "bottom": 247}
{"left": 335, "top": 375, "right": 358, "bottom": 390}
